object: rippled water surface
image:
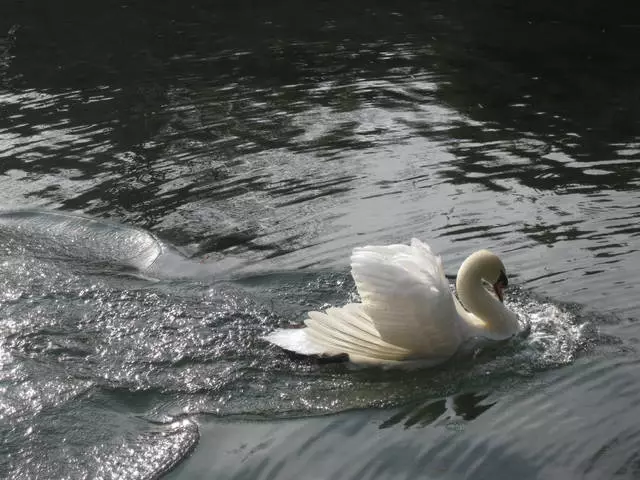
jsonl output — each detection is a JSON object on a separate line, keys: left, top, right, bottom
{"left": 2, "top": 0, "right": 640, "bottom": 478}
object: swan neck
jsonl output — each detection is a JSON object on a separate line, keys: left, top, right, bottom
{"left": 455, "top": 253, "right": 516, "bottom": 336}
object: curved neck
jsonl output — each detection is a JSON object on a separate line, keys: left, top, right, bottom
{"left": 455, "top": 253, "right": 517, "bottom": 336}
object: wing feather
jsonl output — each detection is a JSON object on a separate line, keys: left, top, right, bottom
{"left": 350, "top": 238, "right": 461, "bottom": 356}
{"left": 263, "top": 304, "right": 411, "bottom": 361}
{"left": 305, "top": 308, "right": 410, "bottom": 359}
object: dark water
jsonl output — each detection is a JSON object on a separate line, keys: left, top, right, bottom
{"left": 2, "top": 0, "right": 640, "bottom": 478}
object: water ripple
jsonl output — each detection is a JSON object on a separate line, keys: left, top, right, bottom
{"left": 2, "top": 1, "right": 640, "bottom": 478}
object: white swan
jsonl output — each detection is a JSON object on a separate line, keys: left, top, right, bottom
{"left": 263, "top": 238, "right": 521, "bottom": 366}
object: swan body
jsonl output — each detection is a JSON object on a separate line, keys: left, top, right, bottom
{"left": 263, "top": 238, "right": 521, "bottom": 366}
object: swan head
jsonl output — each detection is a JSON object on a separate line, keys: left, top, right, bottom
{"left": 458, "top": 249, "right": 509, "bottom": 303}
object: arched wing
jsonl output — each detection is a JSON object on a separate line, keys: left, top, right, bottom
{"left": 350, "top": 238, "right": 462, "bottom": 357}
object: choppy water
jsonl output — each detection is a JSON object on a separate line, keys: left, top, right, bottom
{"left": 1, "top": 1, "right": 640, "bottom": 478}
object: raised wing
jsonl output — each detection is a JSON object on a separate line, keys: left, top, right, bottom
{"left": 350, "top": 238, "right": 462, "bottom": 357}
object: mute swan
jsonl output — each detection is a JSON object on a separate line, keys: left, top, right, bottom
{"left": 263, "top": 238, "right": 521, "bottom": 366}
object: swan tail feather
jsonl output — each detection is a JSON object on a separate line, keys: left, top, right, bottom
{"left": 261, "top": 328, "right": 327, "bottom": 356}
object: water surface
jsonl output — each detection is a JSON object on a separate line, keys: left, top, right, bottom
{"left": 1, "top": 1, "right": 640, "bottom": 478}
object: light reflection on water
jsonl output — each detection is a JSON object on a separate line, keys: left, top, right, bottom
{"left": 1, "top": 0, "right": 640, "bottom": 478}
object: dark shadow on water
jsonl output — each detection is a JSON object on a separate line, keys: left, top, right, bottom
{"left": 379, "top": 391, "right": 495, "bottom": 430}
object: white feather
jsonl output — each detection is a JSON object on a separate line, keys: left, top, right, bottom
{"left": 263, "top": 238, "right": 519, "bottom": 366}
{"left": 304, "top": 308, "right": 410, "bottom": 360}
{"left": 350, "top": 238, "right": 461, "bottom": 357}
{"left": 262, "top": 328, "right": 327, "bottom": 356}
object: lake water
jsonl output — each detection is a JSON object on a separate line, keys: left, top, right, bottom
{"left": 2, "top": 1, "right": 640, "bottom": 478}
